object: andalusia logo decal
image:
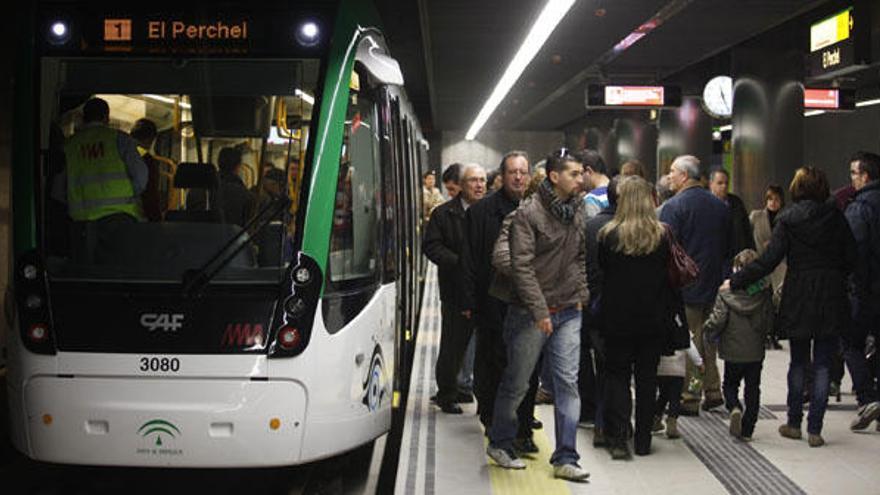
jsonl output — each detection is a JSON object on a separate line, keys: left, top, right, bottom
{"left": 138, "top": 419, "right": 181, "bottom": 446}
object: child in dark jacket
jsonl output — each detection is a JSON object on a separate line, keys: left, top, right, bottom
{"left": 704, "top": 249, "right": 775, "bottom": 440}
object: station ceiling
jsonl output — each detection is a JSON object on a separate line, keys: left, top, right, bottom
{"left": 377, "top": 0, "right": 832, "bottom": 133}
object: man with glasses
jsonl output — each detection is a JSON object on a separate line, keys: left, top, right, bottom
{"left": 461, "top": 151, "right": 536, "bottom": 446}
{"left": 424, "top": 164, "right": 487, "bottom": 413}
{"left": 844, "top": 151, "right": 880, "bottom": 432}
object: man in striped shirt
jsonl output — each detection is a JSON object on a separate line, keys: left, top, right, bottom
{"left": 580, "top": 149, "right": 613, "bottom": 219}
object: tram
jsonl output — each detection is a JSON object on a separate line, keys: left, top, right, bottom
{"left": 6, "top": 0, "right": 427, "bottom": 467}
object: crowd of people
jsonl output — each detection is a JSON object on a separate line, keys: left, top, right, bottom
{"left": 421, "top": 148, "right": 880, "bottom": 482}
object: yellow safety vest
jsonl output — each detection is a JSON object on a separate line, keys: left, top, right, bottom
{"left": 64, "top": 126, "right": 143, "bottom": 221}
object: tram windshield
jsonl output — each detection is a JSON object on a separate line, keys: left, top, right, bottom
{"left": 40, "top": 58, "right": 320, "bottom": 283}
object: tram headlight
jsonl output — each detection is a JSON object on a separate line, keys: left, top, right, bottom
{"left": 277, "top": 326, "right": 302, "bottom": 350}
{"left": 24, "top": 294, "right": 43, "bottom": 310}
{"left": 283, "top": 296, "right": 308, "bottom": 318}
{"left": 295, "top": 20, "right": 321, "bottom": 47}
{"left": 292, "top": 266, "right": 312, "bottom": 285}
{"left": 28, "top": 323, "right": 50, "bottom": 343}
{"left": 22, "top": 264, "right": 38, "bottom": 281}
{"left": 47, "top": 20, "right": 72, "bottom": 45}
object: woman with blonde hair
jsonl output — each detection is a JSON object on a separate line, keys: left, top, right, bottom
{"left": 597, "top": 176, "right": 673, "bottom": 459}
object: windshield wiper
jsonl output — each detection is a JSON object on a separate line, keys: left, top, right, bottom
{"left": 182, "top": 196, "right": 291, "bottom": 297}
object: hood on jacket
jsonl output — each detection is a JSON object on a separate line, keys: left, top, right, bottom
{"left": 719, "top": 286, "right": 770, "bottom": 315}
{"left": 780, "top": 200, "right": 838, "bottom": 234}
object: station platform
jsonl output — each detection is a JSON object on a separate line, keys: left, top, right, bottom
{"left": 396, "top": 265, "right": 880, "bottom": 494}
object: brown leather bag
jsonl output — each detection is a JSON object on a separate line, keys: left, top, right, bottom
{"left": 664, "top": 224, "right": 699, "bottom": 288}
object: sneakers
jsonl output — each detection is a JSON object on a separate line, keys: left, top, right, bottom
{"left": 651, "top": 416, "right": 664, "bottom": 433}
{"left": 512, "top": 437, "right": 539, "bottom": 454}
{"left": 778, "top": 424, "right": 802, "bottom": 440}
{"left": 553, "top": 463, "right": 590, "bottom": 482}
{"left": 808, "top": 433, "right": 825, "bottom": 448}
{"left": 850, "top": 401, "right": 880, "bottom": 431}
{"left": 729, "top": 408, "right": 743, "bottom": 439}
{"left": 486, "top": 445, "right": 526, "bottom": 469}
{"left": 666, "top": 416, "right": 680, "bottom": 439}
{"left": 702, "top": 397, "right": 724, "bottom": 411}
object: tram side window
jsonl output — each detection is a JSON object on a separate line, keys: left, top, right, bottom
{"left": 326, "top": 87, "right": 381, "bottom": 288}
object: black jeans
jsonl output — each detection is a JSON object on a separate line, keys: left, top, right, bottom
{"left": 579, "top": 329, "right": 601, "bottom": 422}
{"left": 473, "top": 324, "right": 537, "bottom": 439}
{"left": 656, "top": 376, "right": 684, "bottom": 418}
{"left": 604, "top": 337, "right": 662, "bottom": 451}
{"left": 843, "top": 331, "right": 879, "bottom": 406}
{"left": 723, "top": 361, "right": 763, "bottom": 438}
{"left": 436, "top": 303, "right": 474, "bottom": 404}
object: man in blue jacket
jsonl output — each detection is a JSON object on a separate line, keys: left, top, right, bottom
{"left": 844, "top": 151, "right": 880, "bottom": 431}
{"left": 660, "top": 155, "right": 732, "bottom": 415}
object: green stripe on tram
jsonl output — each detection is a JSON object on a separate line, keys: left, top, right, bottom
{"left": 300, "top": 0, "right": 382, "bottom": 293}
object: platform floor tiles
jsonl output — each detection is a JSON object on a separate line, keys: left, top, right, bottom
{"left": 396, "top": 265, "right": 880, "bottom": 494}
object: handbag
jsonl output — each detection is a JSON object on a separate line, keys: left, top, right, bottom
{"left": 664, "top": 224, "right": 699, "bottom": 288}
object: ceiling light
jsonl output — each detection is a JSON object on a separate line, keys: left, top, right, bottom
{"left": 465, "top": 0, "right": 576, "bottom": 140}
{"left": 718, "top": 124, "right": 732, "bottom": 132}
{"left": 856, "top": 98, "right": 880, "bottom": 107}
{"left": 804, "top": 109, "right": 826, "bottom": 117}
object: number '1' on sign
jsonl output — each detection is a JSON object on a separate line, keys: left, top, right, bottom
{"left": 104, "top": 19, "right": 132, "bottom": 41}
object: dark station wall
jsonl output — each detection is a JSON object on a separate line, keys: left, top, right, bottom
{"left": 803, "top": 104, "right": 880, "bottom": 190}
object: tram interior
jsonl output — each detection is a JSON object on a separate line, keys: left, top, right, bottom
{"left": 40, "top": 59, "right": 321, "bottom": 282}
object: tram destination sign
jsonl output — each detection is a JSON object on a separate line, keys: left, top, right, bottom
{"left": 808, "top": 5, "right": 872, "bottom": 79}
{"left": 39, "top": 6, "right": 330, "bottom": 57}
{"left": 586, "top": 85, "right": 682, "bottom": 108}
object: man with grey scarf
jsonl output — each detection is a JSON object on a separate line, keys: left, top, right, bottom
{"left": 486, "top": 150, "right": 590, "bottom": 482}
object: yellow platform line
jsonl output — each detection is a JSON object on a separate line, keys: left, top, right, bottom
{"left": 486, "top": 409, "right": 572, "bottom": 495}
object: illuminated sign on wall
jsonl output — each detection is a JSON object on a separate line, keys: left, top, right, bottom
{"left": 810, "top": 8, "right": 851, "bottom": 53}
{"left": 586, "top": 85, "right": 681, "bottom": 108}
{"left": 803, "top": 88, "right": 855, "bottom": 110}
{"left": 808, "top": 5, "right": 870, "bottom": 79}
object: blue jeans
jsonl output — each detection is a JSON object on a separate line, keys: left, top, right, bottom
{"left": 787, "top": 338, "right": 835, "bottom": 435}
{"left": 489, "top": 305, "right": 582, "bottom": 466}
{"left": 457, "top": 333, "right": 475, "bottom": 394}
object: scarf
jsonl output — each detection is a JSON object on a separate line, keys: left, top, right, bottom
{"left": 538, "top": 178, "right": 578, "bottom": 224}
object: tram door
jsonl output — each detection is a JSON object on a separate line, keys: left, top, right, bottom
{"left": 384, "top": 94, "right": 409, "bottom": 402}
